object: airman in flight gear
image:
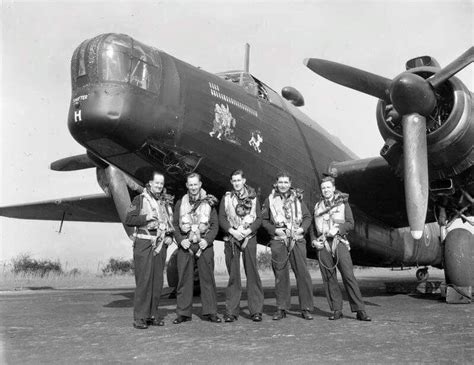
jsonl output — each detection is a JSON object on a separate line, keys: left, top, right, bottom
{"left": 262, "top": 171, "right": 314, "bottom": 321}
{"left": 219, "top": 169, "right": 264, "bottom": 322}
{"left": 172, "top": 173, "right": 221, "bottom": 324}
{"left": 311, "top": 176, "right": 371, "bottom": 321}
{"left": 126, "top": 171, "right": 174, "bottom": 329}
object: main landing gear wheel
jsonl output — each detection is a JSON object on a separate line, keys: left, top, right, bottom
{"left": 416, "top": 267, "right": 429, "bottom": 282}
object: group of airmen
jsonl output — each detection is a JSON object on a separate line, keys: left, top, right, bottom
{"left": 125, "top": 169, "right": 371, "bottom": 329}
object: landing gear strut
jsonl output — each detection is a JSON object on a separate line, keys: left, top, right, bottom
{"left": 416, "top": 267, "right": 429, "bottom": 282}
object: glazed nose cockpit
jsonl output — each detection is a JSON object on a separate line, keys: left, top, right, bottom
{"left": 68, "top": 34, "right": 166, "bottom": 152}
{"left": 67, "top": 33, "right": 186, "bottom": 185}
{"left": 101, "top": 35, "right": 161, "bottom": 92}
{"left": 71, "top": 33, "right": 162, "bottom": 93}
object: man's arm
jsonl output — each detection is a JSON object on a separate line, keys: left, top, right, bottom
{"left": 218, "top": 196, "right": 231, "bottom": 233}
{"left": 125, "top": 195, "right": 147, "bottom": 227}
{"left": 261, "top": 197, "right": 276, "bottom": 236}
{"left": 309, "top": 221, "right": 318, "bottom": 242}
{"left": 300, "top": 201, "right": 312, "bottom": 233}
{"left": 339, "top": 202, "right": 354, "bottom": 235}
{"left": 202, "top": 208, "right": 218, "bottom": 245}
{"left": 249, "top": 198, "right": 262, "bottom": 234}
{"left": 173, "top": 199, "right": 186, "bottom": 244}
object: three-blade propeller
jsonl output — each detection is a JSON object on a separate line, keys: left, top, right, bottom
{"left": 304, "top": 47, "right": 474, "bottom": 239}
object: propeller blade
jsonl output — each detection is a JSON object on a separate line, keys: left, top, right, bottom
{"left": 304, "top": 58, "right": 392, "bottom": 102}
{"left": 402, "top": 113, "right": 429, "bottom": 240}
{"left": 428, "top": 47, "right": 474, "bottom": 89}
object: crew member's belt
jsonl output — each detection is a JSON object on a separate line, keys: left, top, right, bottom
{"left": 136, "top": 233, "right": 157, "bottom": 240}
{"left": 227, "top": 233, "right": 254, "bottom": 256}
{"left": 324, "top": 235, "right": 350, "bottom": 257}
{"left": 138, "top": 228, "right": 157, "bottom": 235}
{"left": 273, "top": 234, "right": 304, "bottom": 241}
{"left": 135, "top": 231, "right": 166, "bottom": 255}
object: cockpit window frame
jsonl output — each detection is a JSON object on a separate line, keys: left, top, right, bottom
{"left": 252, "top": 76, "right": 284, "bottom": 108}
{"left": 71, "top": 38, "right": 92, "bottom": 89}
{"left": 99, "top": 34, "right": 162, "bottom": 94}
{"left": 217, "top": 70, "right": 283, "bottom": 108}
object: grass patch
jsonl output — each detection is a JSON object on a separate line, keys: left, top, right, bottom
{"left": 101, "top": 258, "right": 134, "bottom": 276}
{"left": 0, "top": 254, "right": 137, "bottom": 291}
{"left": 11, "top": 253, "right": 63, "bottom": 277}
{"left": 257, "top": 250, "right": 272, "bottom": 271}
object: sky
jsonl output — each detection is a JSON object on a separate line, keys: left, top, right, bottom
{"left": 1, "top": 0, "right": 472, "bottom": 270}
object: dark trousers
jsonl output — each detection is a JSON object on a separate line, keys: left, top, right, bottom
{"left": 133, "top": 238, "right": 167, "bottom": 320}
{"left": 270, "top": 239, "right": 314, "bottom": 311}
{"left": 318, "top": 242, "right": 365, "bottom": 312}
{"left": 224, "top": 236, "right": 264, "bottom": 316}
{"left": 176, "top": 245, "right": 218, "bottom": 317}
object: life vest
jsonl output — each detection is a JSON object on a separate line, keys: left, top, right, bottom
{"left": 314, "top": 194, "right": 346, "bottom": 236}
{"left": 268, "top": 189, "right": 303, "bottom": 229}
{"left": 179, "top": 189, "right": 212, "bottom": 242}
{"left": 268, "top": 189, "right": 304, "bottom": 242}
{"left": 224, "top": 186, "right": 257, "bottom": 229}
{"left": 139, "top": 189, "right": 174, "bottom": 233}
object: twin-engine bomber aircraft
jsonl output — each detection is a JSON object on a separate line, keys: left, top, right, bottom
{"left": 1, "top": 34, "right": 472, "bottom": 302}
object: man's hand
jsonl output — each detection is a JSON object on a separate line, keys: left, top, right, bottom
{"left": 275, "top": 228, "right": 287, "bottom": 237}
{"left": 163, "top": 236, "right": 173, "bottom": 246}
{"left": 146, "top": 213, "right": 158, "bottom": 221}
{"left": 230, "top": 228, "right": 244, "bottom": 241}
{"left": 295, "top": 227, "right": 304, "bottom": 235}
{"left": 199, "top": 239, "right": 208, "bottom": 250}
{"left": 312, "top": 239, "right": 324, "bottom": 250}
{"left": 241, "top": 228, "right": 252, "bottom": 237}
{"left": 181, "top": 239, "right": 191, "bottom": 250}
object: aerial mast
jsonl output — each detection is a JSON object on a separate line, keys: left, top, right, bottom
{"left": 240, "top": 43, "right": 250, "bottom": 86}
{"left": 244, "top": 43, "right": 250, "bottom": 73}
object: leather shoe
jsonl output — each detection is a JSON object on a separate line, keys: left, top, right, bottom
{"left": 147, "top": 317, "right": 164, "bottom": 326}
{"left": 301, "top": 310, "right": 313, "bottom": 320}
{"left": 224, "top": 314, "right": 238, "bottom": 323}
{"left": 328, "top": 310, "right": 343, "bottom": 320}
{"left": 203, "top": 314, "right": 222, "bottom": 323}
{"left": 133, "top": 319, "right": 148, "bottom": 329}
{"left": 251, "top": 313, "right": 262, "bottom": 322}
{"left": 272, "top": 310, "right": 287, "bottom": 320}
{"left": 173, "top": 315, "right": 192, "bottom": 324}
{"left": 356, "top": 310, "right": 372, "bottom": 321}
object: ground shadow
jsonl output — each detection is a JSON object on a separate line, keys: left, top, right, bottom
{"left": 104, "top": 277, "right": 445, "bottom": 312}
{"left": 104, "top": 285, "right": 342, "bottom": 318}
{"left": 22, "top": 286, "right": 55, "bottom": 291}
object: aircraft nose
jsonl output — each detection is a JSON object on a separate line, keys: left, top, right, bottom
{"left": 68, "top": 85, "right": 125, "bottom": 143}
{"left": 68, "top": 84, "right": 182, "bottom": 157}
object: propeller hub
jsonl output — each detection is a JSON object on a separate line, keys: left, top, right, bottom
{"left": 389, "top": 73, "right": 437, "bottom": 116}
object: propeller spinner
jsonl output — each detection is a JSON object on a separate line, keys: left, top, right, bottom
{"left": 304, "top": 47, "right": 474, "bottom": 239}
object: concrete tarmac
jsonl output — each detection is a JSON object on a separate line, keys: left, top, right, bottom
{"left": 1, "top": 270, "right": 473, "bottom": 364}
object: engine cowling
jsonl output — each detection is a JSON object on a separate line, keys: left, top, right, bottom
{"left": 377, "top": 67, "right": 473, "bottom": 181}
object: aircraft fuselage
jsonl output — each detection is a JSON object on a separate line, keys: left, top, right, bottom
{"left": 67, "top": 33, "right": 443, "bottom": 268}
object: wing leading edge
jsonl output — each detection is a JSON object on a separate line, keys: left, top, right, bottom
{"left": 2, "top": 158, "right": 435, "bottom": 227}
{"left": 0, "top": 194, "right": 120, "bottom": 223}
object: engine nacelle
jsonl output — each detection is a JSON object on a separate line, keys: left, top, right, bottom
{"left": 377, "top": 67, "right": 473, "bottom": 180}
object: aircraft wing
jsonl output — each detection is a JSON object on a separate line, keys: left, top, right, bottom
{"left": 331, "top": 157, "right": 435, "bottom": 228}
{"left": 0, "top": 194, "right": 120, "bottom": 223}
